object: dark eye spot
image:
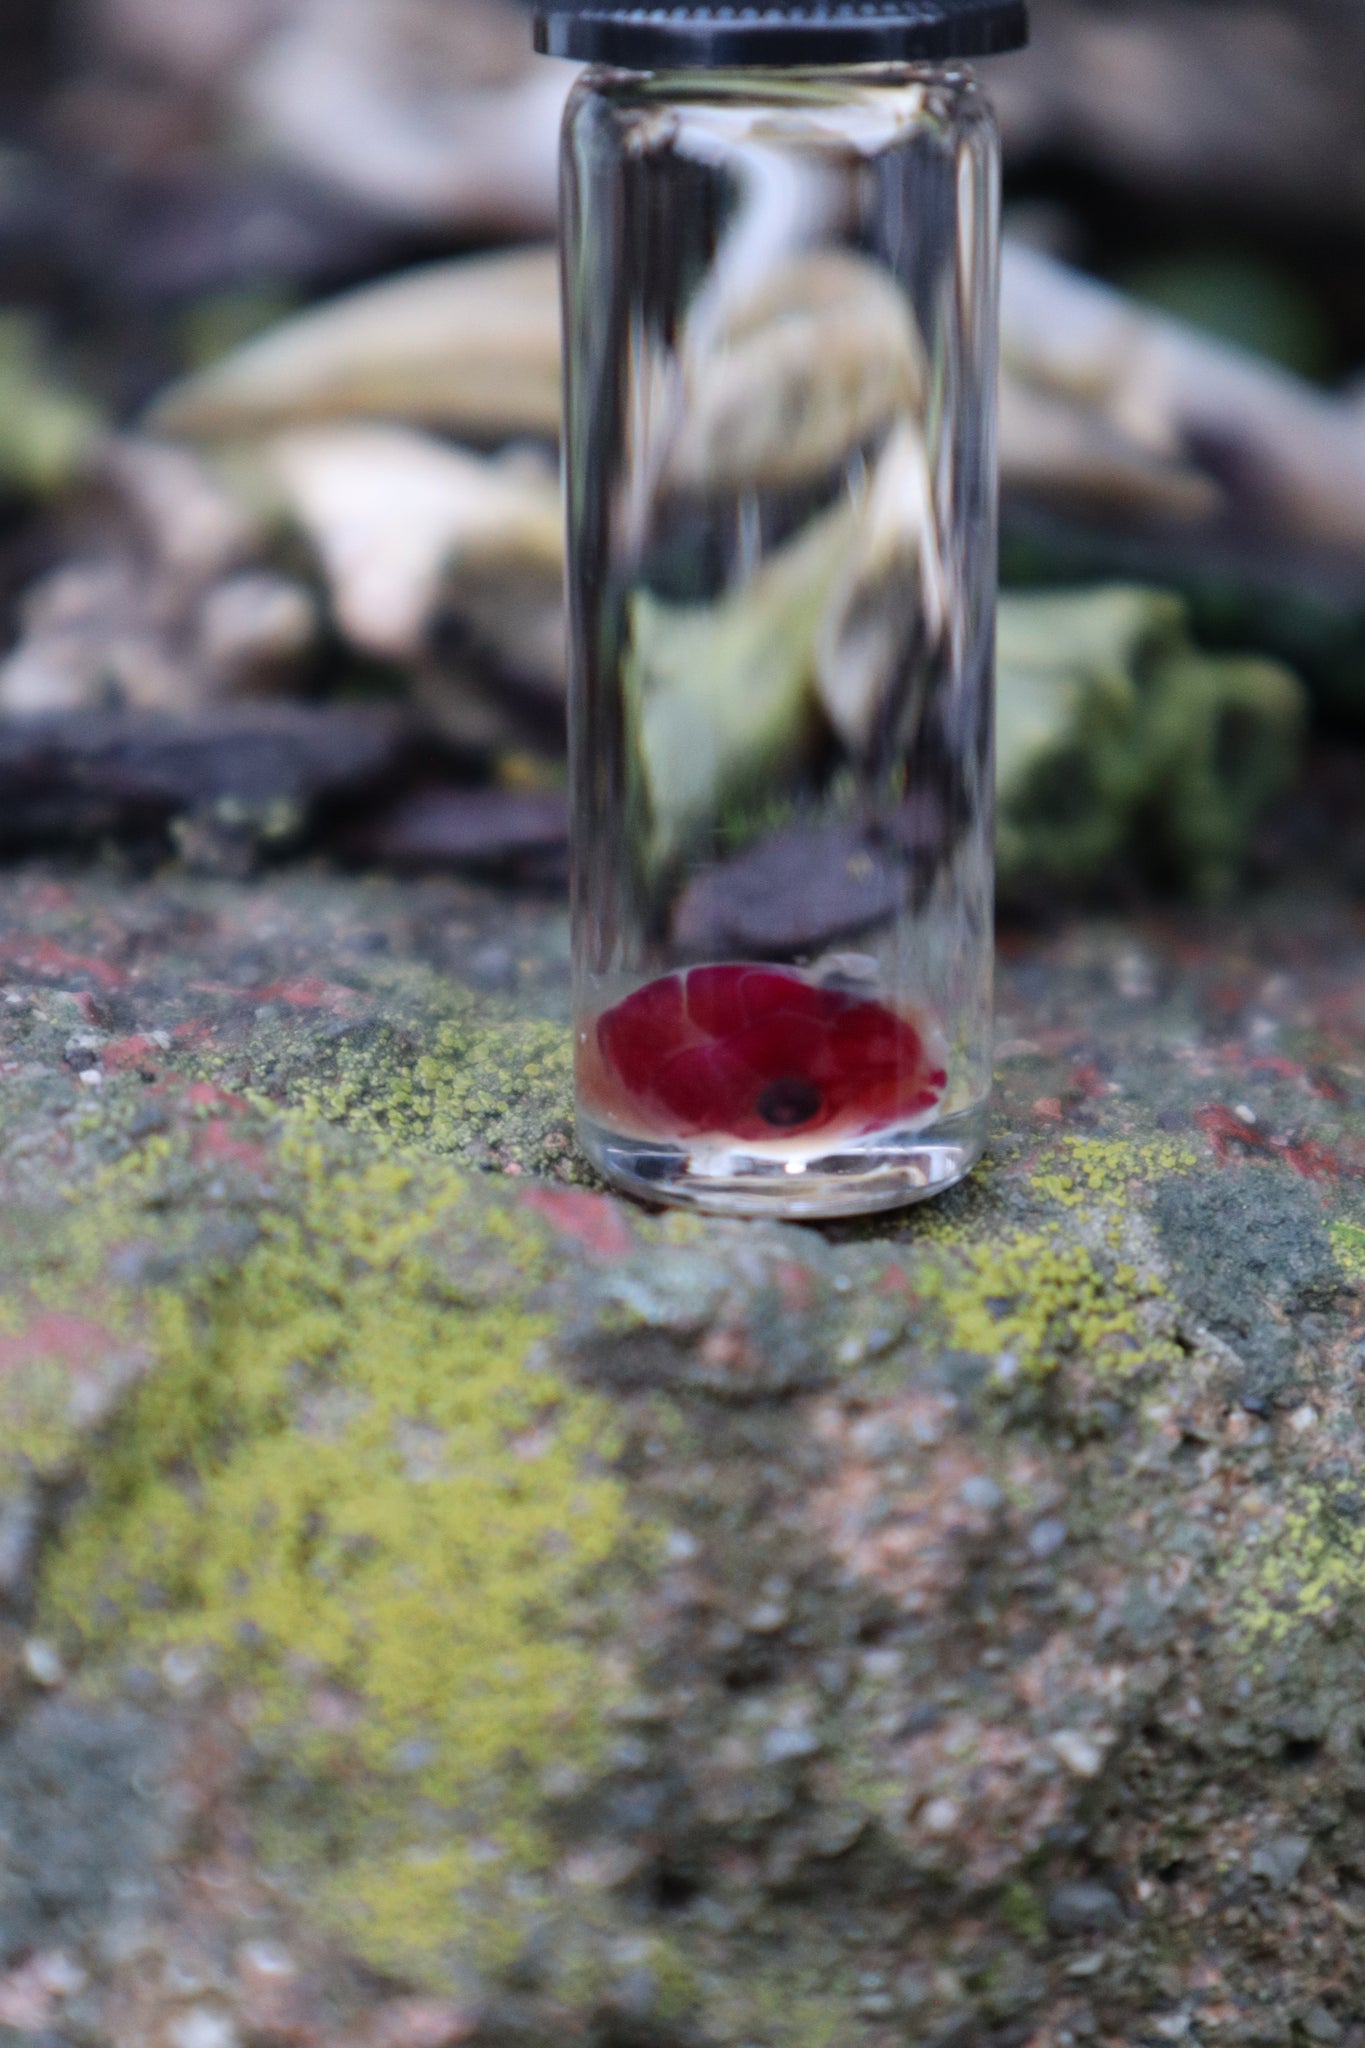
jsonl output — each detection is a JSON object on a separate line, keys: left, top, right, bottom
{"left": 756, "top": 1077, "right": 822, "bottom": 1128}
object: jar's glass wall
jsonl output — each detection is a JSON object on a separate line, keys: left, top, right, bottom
{"left": 561, "top": 66, "right": 1001, "bottom": 1216}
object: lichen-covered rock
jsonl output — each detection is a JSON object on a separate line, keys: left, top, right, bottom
{"left": 0, "top": 865, "right": 1363, "bottom": 2046}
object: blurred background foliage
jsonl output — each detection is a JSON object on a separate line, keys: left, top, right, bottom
{"left": 0, "top": 0, "right": 1360, "bottom": 905}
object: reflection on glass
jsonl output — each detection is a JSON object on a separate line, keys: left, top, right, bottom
{"left": 561, "top": 67, "right": 1001, "bottom": 1216}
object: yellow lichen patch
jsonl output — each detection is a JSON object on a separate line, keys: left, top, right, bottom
{"left": 43, "top": 1133, "right": 643, "bottom": 1984}
{"left": 1238, "top": 1482, "right": 1365, "bottom": 1644}
{"left": 0, "top": 1351, "right": 90, "bottom": 1475}
{"left": 1332, "top": 1219, "right": 1365, "bottom": 1288}
{"left": 294, "top": 1012, "right": 580, "bottom": 1179}
{"left": 909, "top": 1138, "right": 1192, "bottom": 1374}
{"left": 918, "top": 1228, "right": 1176, "bottom": 1378}
{"left": 213, "top": 995, "right": 581, "bottom": 1179}
{"left": 1028, "top": 1136, "right": 1199, "bottom": 1213}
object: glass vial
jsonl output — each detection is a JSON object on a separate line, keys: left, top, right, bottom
{"left": 537, "top": 1, "right": 1028, "bottom": 1218}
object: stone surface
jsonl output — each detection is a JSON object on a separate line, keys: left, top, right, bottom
{"left": 0, "top": 862, "right": 1361, "bottom": 2047}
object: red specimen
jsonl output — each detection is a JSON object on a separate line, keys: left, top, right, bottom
{"left": 583, "top": 964, "right": 946, "bottom": 1145}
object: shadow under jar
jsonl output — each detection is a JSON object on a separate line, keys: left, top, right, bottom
{"left": 538, "top": 0, "right": 1028, "bottom": 1218}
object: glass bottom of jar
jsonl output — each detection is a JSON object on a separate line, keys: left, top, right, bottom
{"left": 577, "top": 1100, "right": 988, "bottom": 1220}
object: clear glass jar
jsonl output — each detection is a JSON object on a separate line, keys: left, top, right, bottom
{"left": 556, "top": 54, "right": 1007, "bottom": 1218}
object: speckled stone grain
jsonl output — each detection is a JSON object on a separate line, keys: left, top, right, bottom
{"left": 0, "top": 863, "right": 1361, "bottom": 2048}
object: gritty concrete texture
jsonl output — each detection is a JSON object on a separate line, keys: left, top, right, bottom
{"left": 0, "top": 864, "right": 1363, "bottom": 2048}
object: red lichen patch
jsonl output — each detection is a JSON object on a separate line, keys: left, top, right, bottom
{"left": 1279, "top": 1137, "right": 1348, "bottom": 1182}
{"left": 776, "top": 1261, "right": 817, "bottom": 1316}
{"left": 1067, "top": 1063, "right": 1117, "bottom": 1101}
{"left": 1195, "top": 1104, "right": 1360, "bottom": 1181}
{"left": 0, "top": 1312, "right": 122, "bottom": 1376}
{"left": 582, "top": 965, "right": 946, "bottom": 1145}
{"left": 521, "top": 1185, "right": 633, "bottom": 1260}
{"left": 0, "top": 1305, "right": 149, "bottom": 1451}
{"left": 1246, "top": 1052, "right": 1311, "bottom": 1083}
{"left": 24, "top": 882, "right": 76, "bottom": 917}
{"left": 1208, "top": 1045, "right": 1350, "bottom": 1104}
{"left": 171, "top": 1021, "right": 217, "bottom": 1052}
{"left": 101, "top": 1035, "right": 164, "bottom": 1076}
{"left": 250, "top": 977, "right": 361, "bottom": 1013}
{"left": 0, "top": 938, "right": 130, "bottom": 991}
{"left": 192, "top": 1121, "right": 273, "bottom": 1176}
{"left": 183, "top": 1082, "right": 253, "bottom": 1115}
{"left": 1196, "top": 1104, "right": 1270, "bottom": 1163}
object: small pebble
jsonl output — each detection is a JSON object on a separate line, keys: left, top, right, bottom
{"left": 34, "top": 1954, "right": 86, "bottom": 1997}
{"left": 922, "top": 1798, "right": 960, "bottom": 1835}
{"left": 1249, "top": 1833, "right": 1310, "bottom": 1888}
{"left": 22, "top": 1638, "right": 64, "bottom": 1687}
{"left": 237, "top": 1942, "right": 296, "bottom": 1982}
{"left": 1051, "top": 1730, "right": 1104, "bottom": 1778}
{"left": 162, "top": 1647, "right": 207, "bottom": 1693}
{"left": 1029, "top": 1517, "right": 1068, "bottom": 1560}
{"left": 812, "top": 1808, "right": 866, "bottom": 1857}
{"left": 959, "top": 1474, "right": 1004, "bottom": 1512}
{"left": 1047, "top": 1881, "right": 1124, "bottom": 1936}
{"left": 760, "top": 1724, "right": 820, "bottom": 1765}
{"left": 1065, "top": 1952, "right": 1108, "bottom": 1979}
{"left": 169, "top": 2012, "right": 240, "bottom": 2048}
{"left": 1113, "top": 950, "right": 1156, "bottom": 1001}
{"left": 861, "top": 1648, "right": 903, "bottom": 1681}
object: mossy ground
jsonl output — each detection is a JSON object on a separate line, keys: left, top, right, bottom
{"left": 180, "top": 960, "right": 586, "bottom": 1183}
{"left": 912, "top": 1136, "right": 1195, "bottom": 1381}
{"left": 36, "top": 1123, "right": 650, "bottom": 1986}
{"left": 3, "top": 871, "right": 1365, "bottom": 2044}
{"left": 1333, "top": 1216, "right": 1365, "bottom": 1287}
{"left": 1237, "top": 1478, "right": 1365, "bottom": 1646}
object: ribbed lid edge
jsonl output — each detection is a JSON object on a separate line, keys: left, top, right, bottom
{"left": 535, "top": 0, "right": 1028, "bottom": 67}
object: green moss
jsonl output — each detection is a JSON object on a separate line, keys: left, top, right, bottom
{"left": 42, "top": 1126, "right": 647, "bottom": 1984}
